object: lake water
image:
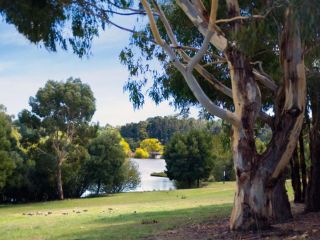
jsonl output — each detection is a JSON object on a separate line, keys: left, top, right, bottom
{"left": 82, "top": 158, "right": 176, "bottom": 197}
{"left": 129, "top": 158, "right": 176, "bottom": 192}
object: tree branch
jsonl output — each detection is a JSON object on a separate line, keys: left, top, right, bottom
{"left": 152, "top": 1, "right": 232, "bottom": 99}
{"left": 176, "top": 0, "right": 228, "bottom": 52}
{"left": 183, "top": 71, "right": 240, "bottom": 126}
{"left": 156, "top": 0, "right": 271, "bottom": 127}
{"left": 253, "top": 69, "right": 278, "bottom": 92}
{"left": 215, "top": 7, "right": 273, "bottom": 25}
{"left": 141, "top": 0, "right": 240, "bottom": 126}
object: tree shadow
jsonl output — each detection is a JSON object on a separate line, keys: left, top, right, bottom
{"left": 56, "top": 203, "right": 232, "bottom": 240}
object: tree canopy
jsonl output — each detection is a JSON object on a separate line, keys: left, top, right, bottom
{"left": 140, "top": 138, "right": 164, "bottom": 154}
{"left": 86, "top": 128, "right": 140, "bottom": 194}
{"left": 0, "top": 106, "right": 18, "bottom": 190}
{"left": 120, "top": 116, "right": 222, "bottom": 149}
{"left": 19, "top": 78, "right": 96, "bottom": 200}
{"left": 0, "top": 0, "right": 137, "bottom": 57}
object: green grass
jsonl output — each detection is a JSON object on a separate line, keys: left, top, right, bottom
{"left": 0, "top": 181, "right": 293, "bottom": 240}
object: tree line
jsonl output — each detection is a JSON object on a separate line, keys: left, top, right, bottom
{"left": 0, "top": 79, "right": 139, "bottom": 203}
{"left": 119, "top": 116, "right": 221, "bottom": 150}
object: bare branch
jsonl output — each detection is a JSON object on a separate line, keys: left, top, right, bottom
{"left": 183, "top": 72, "right": 240, "bottom": 126}
{"left": 202, "top": 60, "right": 227, "bottom": 67}
{"left": 151, "top": 0, "right": 178, "bottom": 46}
{"left": 187, "top": 0, "right": 218, "bottom": 71}
{"left": 195, "top": 63, "right": 232, "bottom": 98}
{"left": 216, "top": 15, "right": 264, "bottom": 24}
{"left": 176, "top": 0, "right": 228, "bottom": 51}
{"left": 107, "top": 19, "right": 139, "bottom": 34}
{"left": 154, "top": 0, "right": 271, "bottom": 127}
{"left": 151, "top": 1, "right": 232, "bottom": 99}
{"left": 141, "top": 0, "right": 184, "bottom": 72}
{"left": 253, "top": 69, "right": 278, "bottom": 92}
{"left": 141, "top": 0, "right": 164, "bottom": 46}
{"left": 187, "top": 31, "right": 215, "bottom": 71}
{"left": 141, "top": 0, "right": 240, "bottom": 126}
{"left": 192, "top": 0, "right": 207, "bottom": 15}
{"left": 209, "top": 0, "right": 218, "bottom": 29}
{"left": 215, "top": 6, "right": 273, "bottom": 25}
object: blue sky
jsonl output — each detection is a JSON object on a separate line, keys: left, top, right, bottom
{"left": 0, "top": 16, "right": 197, "bottom": 126}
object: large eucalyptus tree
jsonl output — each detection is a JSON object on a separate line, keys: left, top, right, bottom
{"left": 133, "top": 0, "right": 309, "bottom": 230}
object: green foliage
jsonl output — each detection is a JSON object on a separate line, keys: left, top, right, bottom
{"left": 120, "top": 138, "right": 132, "bottom": 157}
{"left": 134, "top": 147, "right": 149, "bottom": 159}
{"left": 0, "top": 109, "right": 16, "bottom": 190}
{"left": 27, "top": 78, "right": 96, "bottom": 198}
{"left": 111, "top": 159, "right": 140, "bottom": 193}
{"left": 29, "top": 78, "right": 96, "bottom": 133}
{"left": 0, "top": 0, "right": 133, "bottom": 57}
{"left": 86, "top": 128, "right": 140, "bottom": 194}
{"left": 120, "top": 116, "right": 222, "bottom": 149}
{"left": 1, "top": 79, "right": 97, "bottom": 202}
{"left": 255, "top": 138, "right": 267, "bottom": 154}
{"left": 120, "top": 1, "right": 235, "bottom": 112}
{"left": 3, "top": 137, "right": 92, "bottom": 201}
{"left": 140, "top": 138, "right": 164, "bottom": 155}
{"left": 62, "top": 145, "right": 91, "bottom": 198}
{"left": 119, "top": 120, "right": 148, "bottom": 149}
{"left": 164, "top": 130, "right": 215, "bottom": 188}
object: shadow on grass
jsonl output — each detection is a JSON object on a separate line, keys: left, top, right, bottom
{"left": 56, "top": 203, "right": 232, "bottom": 240}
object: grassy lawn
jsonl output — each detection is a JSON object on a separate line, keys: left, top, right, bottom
{"left": 0, "top": 181, "right": 293, "bottom": 240}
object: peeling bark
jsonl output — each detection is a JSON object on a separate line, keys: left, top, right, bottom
{"left": 228, "top": 7, "right": 305, "bottom": 230}
{"left": 227, "top": 48, "right": 264, "bottom": 230}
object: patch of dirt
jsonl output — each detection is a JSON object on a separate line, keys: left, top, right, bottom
{"left": 145, "top": 203, "right": 320, "bottom": 240}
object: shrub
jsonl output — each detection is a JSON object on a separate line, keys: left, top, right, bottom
{"left": 134, "top": 147, "right": 149, "bottom": 159}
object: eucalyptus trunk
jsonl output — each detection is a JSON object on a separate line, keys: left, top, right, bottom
{"left": 306, "top": 77, "right": 320, "bottom": 212}
{"left": 228, "top": 7, "right": 305, "bottom": 230}
{"left": 271, "top": 173, "right": 292, "bottom": 223}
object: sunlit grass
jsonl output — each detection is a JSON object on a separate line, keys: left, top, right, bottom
{"left": 0, "top": 181, "right": 293, "bottom": 240}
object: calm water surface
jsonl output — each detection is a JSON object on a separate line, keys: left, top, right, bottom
{"left": 129, "top": 158, "right": 176, "bottom": 192}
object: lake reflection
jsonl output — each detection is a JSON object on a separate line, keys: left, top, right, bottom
{"left": 129, "top": 158, "right": 176, "bottom": 192}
